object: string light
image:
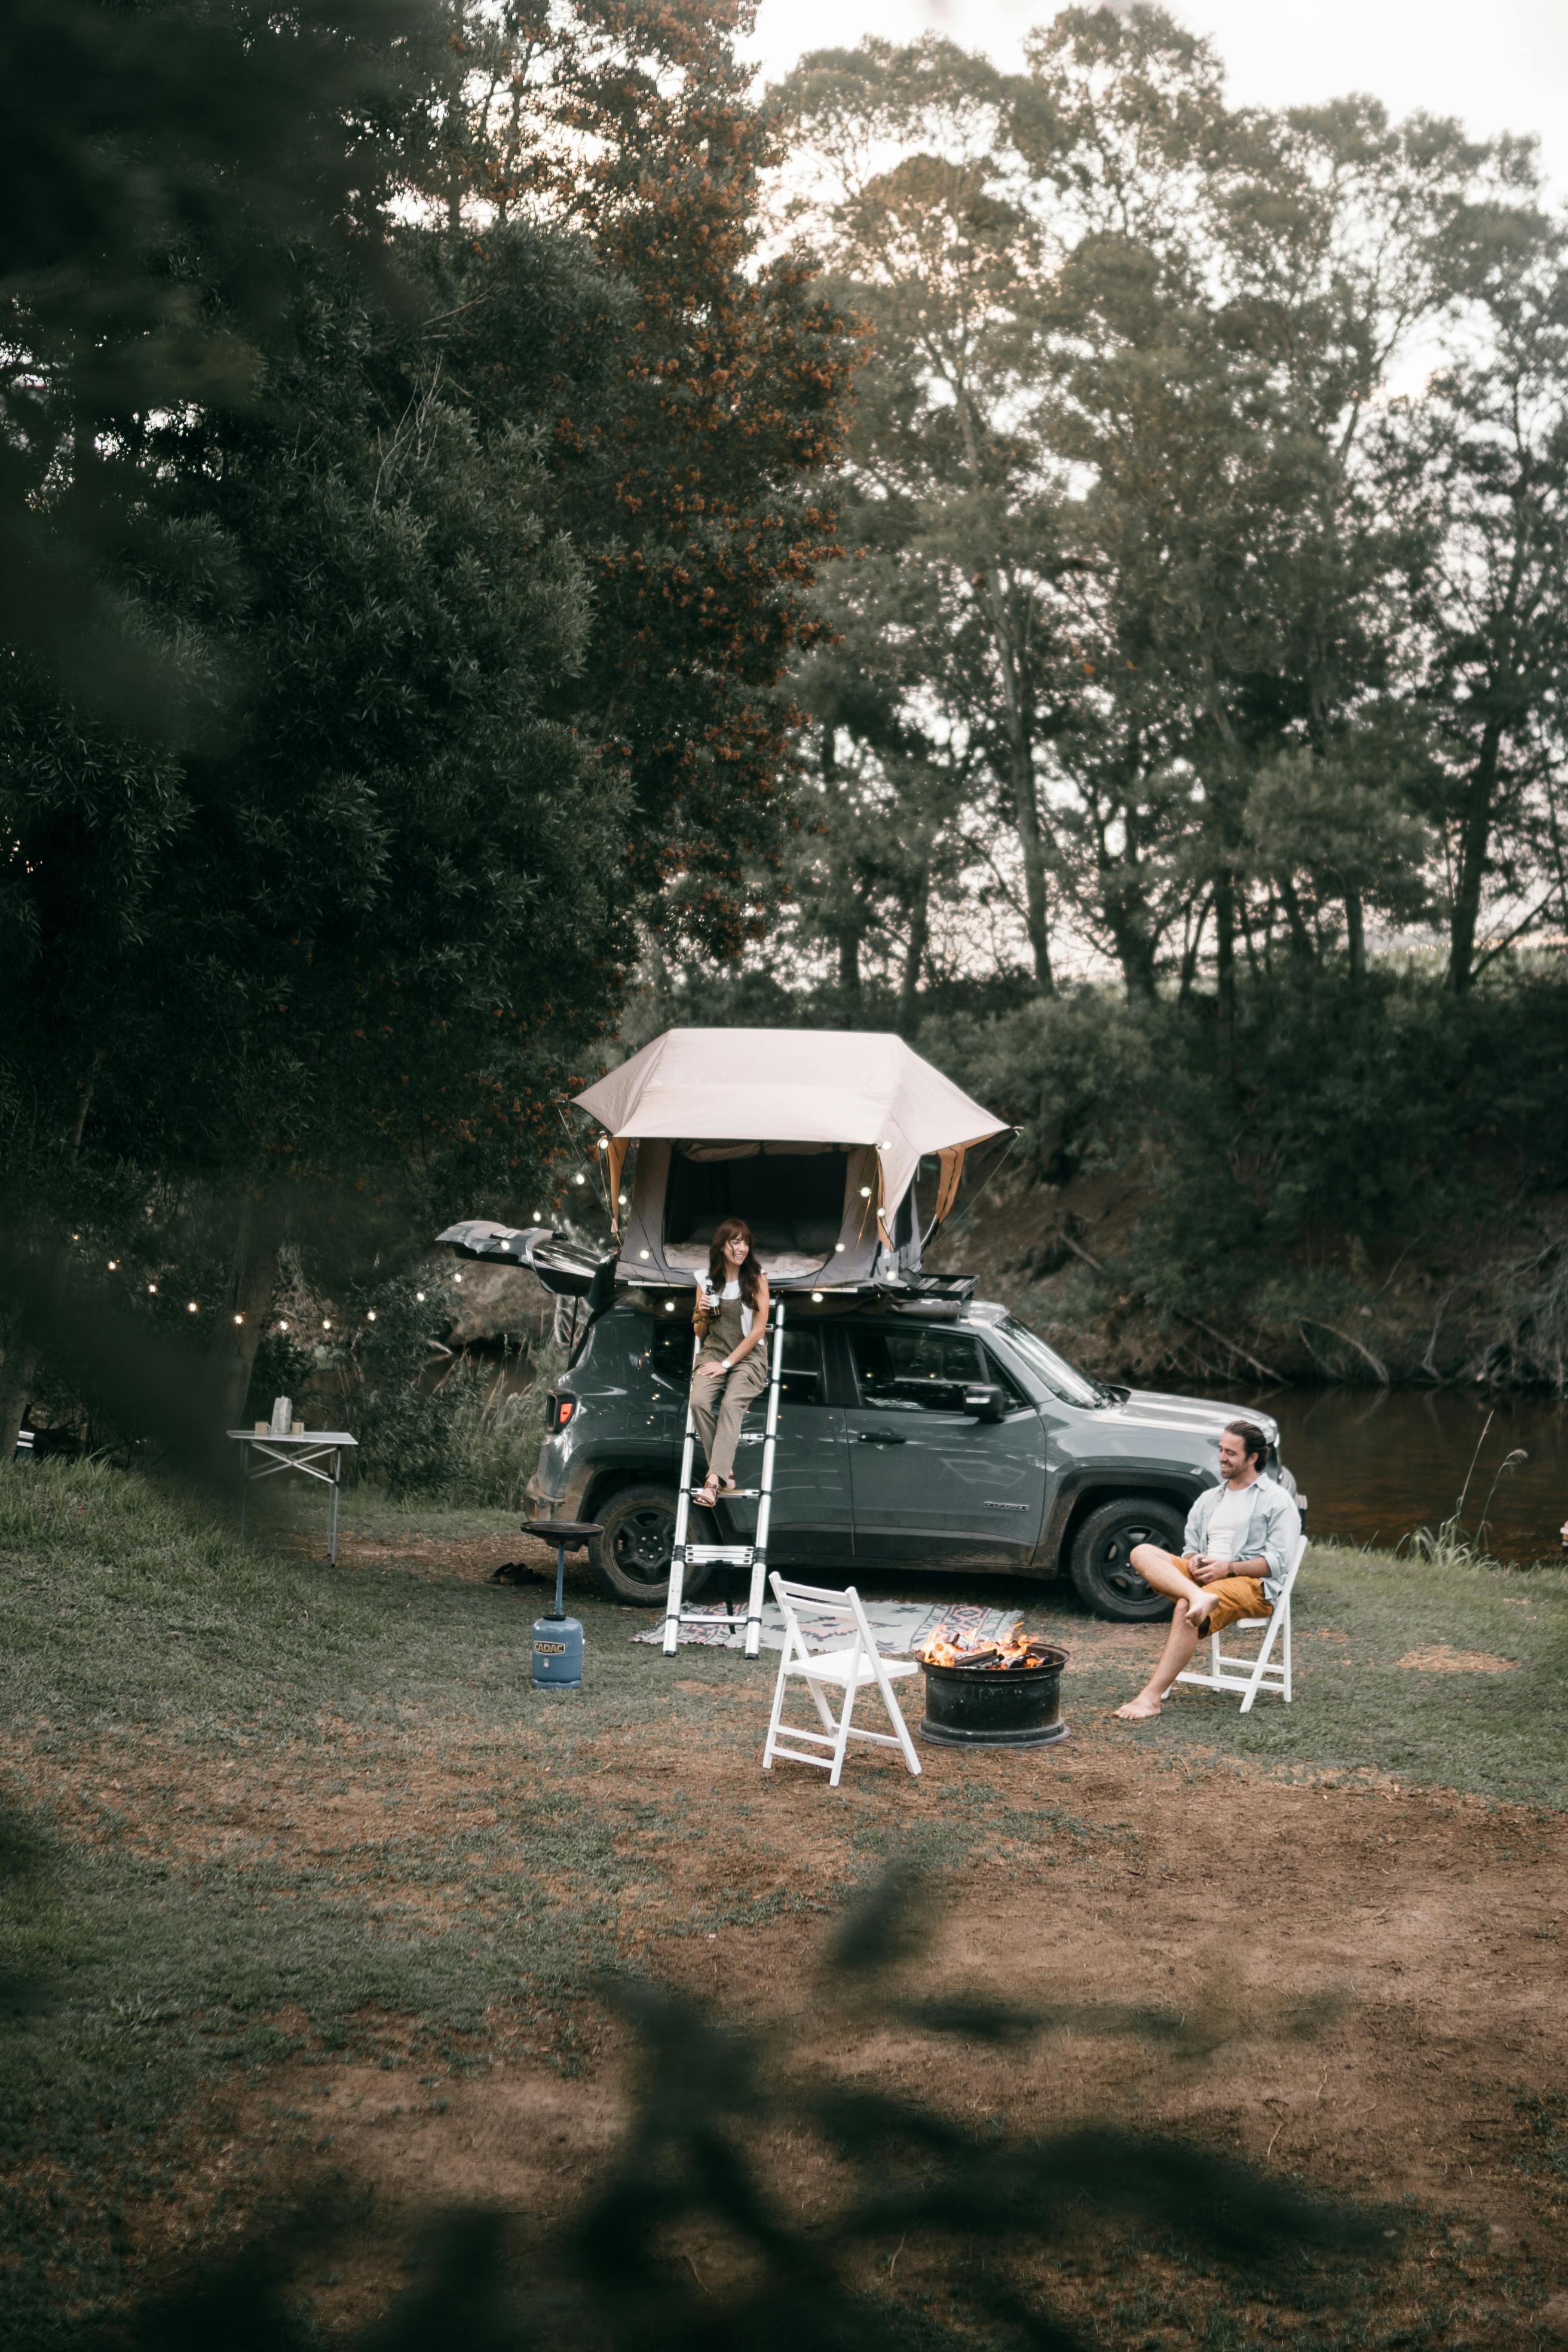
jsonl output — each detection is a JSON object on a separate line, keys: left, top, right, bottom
{"left": 617, "top": 1193, "right": 628, "bottom": 1206}
{"left": 597, "top": 1138, "right": 608, "bottom": 1152}
{"left": 572, "top": 1172, "right": 587, "bottom": 1186}
{"left": 834, "top": 1244, "right": 845, "bottom": 1254}
{"left": 452, "top": 1273, "right": 463, "bottom": 1285}
{"left": 638, "top": 1249, "right": 650, "bottom": 1260}
{"left": 321, "top": 1318, "right": 332, "bottom": 1330}
{"left": 278, "top": 1320, "right": 289, "bottom": 1332}
{"left": 147, "top": 1282, "right": 158, "bottom": 1294}
{"left": 415, "top": 1290, "right": 425, "bottom": 1302}
{"left": 663, "top": 1300, "right": 675, "bottom": 1313}
{"left": 186, "top": 1301, "right": 198, "bottom": 1315}
{"left": 232, "top": 1312, "right": 244, "bottom": 1325}
{"left": 859, "top": 1185, "right": 872, "bottom": 1198}
{"left": 366, "top": 1310, "right": 377, "bottom": 1321}
{"left": 811, "top": 1291, "right": 824, "bottom": 1302}
{"left": 106, "top": 1259, "right": 118, "bottom": 1270}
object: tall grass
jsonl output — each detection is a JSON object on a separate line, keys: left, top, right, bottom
{"left": 439, "top": 1337, "right": 566, "bottom": 1511}
{"left": 1404, "top": 1410, "right": 1530, "bottom": 1568}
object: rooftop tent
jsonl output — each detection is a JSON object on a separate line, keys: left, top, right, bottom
{"left": 573, "top": 1028, "right": 1008, "bottom": 1291}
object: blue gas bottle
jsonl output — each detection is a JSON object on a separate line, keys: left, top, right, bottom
{"left": 531, "top": 1607, "right": 583, "bottom": 1688}
{"left": 526, "top": 1519, "right": 599, "bottom": 1691}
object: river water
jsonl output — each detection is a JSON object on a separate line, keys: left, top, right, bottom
{"left": 1169, "top": 1383, "right": 1567, "bottom": 1565}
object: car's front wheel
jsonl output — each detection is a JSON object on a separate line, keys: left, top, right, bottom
{"left": 587, "top": 1482, "right": 711, "bottom": 1607}
{"left": 1068, "top": 1496, "right": 1186, "bottom": 1621}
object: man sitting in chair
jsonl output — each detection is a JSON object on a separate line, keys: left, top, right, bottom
{"left": 1113, "top": 1420, "right": 1301, "bottom": 1723}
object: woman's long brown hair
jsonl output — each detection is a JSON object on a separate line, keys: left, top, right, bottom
{"left": 707, "top": 1217, "right": 764, "bottom": 1308}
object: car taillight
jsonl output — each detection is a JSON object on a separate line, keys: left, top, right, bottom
{"left": 548, "top": 1394, "right": 576, "bottom": 1431}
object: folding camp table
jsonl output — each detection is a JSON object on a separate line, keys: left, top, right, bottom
{"left": 228, "top": 1428, "right": 358, "bottom": 1563}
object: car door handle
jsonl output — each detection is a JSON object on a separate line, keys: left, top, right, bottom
{"left": 858, "top": 1431, "right": 908, "bottom": 1446}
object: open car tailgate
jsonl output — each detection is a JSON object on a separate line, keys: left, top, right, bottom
{"left": 435, "top": 1221, "right": 616, "bottom": 1305}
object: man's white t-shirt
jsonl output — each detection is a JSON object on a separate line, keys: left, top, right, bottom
{"left": 1204, "top": 1482, "right": 1254, "bottom": 1564}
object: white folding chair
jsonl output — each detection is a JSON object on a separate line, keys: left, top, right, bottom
{"left": 1175, "top": 1532, "right": 1307, "bottom": 1713}
{"left": 761, "top": 1576, "right": 922, "bottom": 1787}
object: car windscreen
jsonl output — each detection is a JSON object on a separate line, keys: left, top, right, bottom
{"left": 993, "top": 1316, "right": 1101, "bottom": 1408}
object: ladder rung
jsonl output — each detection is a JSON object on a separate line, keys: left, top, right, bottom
{"left": 684, "top": 1544, "right": 754, "bottom": 1564}
{"left": 688, "top": 1489, "right": 760, "bottom": 1500}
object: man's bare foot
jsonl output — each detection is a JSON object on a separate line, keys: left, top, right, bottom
{"left": 1114, "top": 1693, "right": 1163, "bottom": 1721}
{"left": 1184, "top": 1592, "right": 1215, "bottom": 1628}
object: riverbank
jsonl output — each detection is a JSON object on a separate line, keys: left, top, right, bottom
{"left": 2, "top": 1465, "right": 1567, "bottom": 2344}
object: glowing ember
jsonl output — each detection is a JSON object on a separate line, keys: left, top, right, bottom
{"left": 916, "top": 1623, "right": 1054, "bottom": 1671}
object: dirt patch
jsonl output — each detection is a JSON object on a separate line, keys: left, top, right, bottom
{"left": 181, "top": 1699, "right": 1568, "bottom": 2338}
{"left": 1398, "top": 1645, "right": 1520, "bottom": 1674}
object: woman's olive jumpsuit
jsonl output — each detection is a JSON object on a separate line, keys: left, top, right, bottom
{"left": 688, "top": 1285, "right": 768, "bottom": 1489}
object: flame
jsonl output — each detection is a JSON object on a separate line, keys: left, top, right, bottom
{"left": 915, "top": 1622, "right": 1050, "bottom": 1670}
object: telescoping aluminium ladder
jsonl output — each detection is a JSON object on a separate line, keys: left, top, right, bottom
{"left": 662, "top": 1301, "right": 786, "bottom": 1661}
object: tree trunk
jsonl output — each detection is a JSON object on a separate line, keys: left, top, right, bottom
{"left": 838, "top": 925, "right": 863, "bottom": 1007}
{"left": 1448, "top": 730, "right": 1503, "bottom": 993}
{"left": 1276, "top": 874, "right": 1316, "bottom": 966}
{"left": 1212, "top": 870, "right": 1238, "bottom": 1067}
{"left": 1344, "top": 886, "right": 1366, "bottom": 981}
{"left": 210, "top": 1196, "right": 284, "bottom": 1434}
{"left": 897, "top": 872, "right": 930, "bottom": 1037}
{"left": 1013, "top": 765, "right": 1054, "bottom": 994}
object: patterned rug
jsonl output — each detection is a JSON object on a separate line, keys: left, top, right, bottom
{"left": 632, "top": 1598, "right": 1023, "bottom": 1655}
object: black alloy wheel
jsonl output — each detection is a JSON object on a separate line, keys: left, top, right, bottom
{"left": 587, "top": 1482, "right": 712, "bottom": 1606}
{"left": 1067, "top": 1495, "right": 1186, "bottom": 1621}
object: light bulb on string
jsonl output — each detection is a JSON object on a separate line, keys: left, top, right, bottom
{"left": 147, "top": 1282, "right": 158, "bottom": 1294}
{"left": 278, "top": 1320, "right": 288, "bottom": 1333}
{"left": 232, "top": 1313, "right": 244, "bottom": 1325}
{"left": 322, "top": 1318, "right": 332, "bottom": 1331}
{"left": 415, "top": 1291, "right": 425, "bottom": 1303}
{"left": 366, "top": 1310, "right": 377, "bottom": 1322}
{"left": 107, "top": 1259, "right": 118, "bottom": 1271}
{"left": 186, "top": 1301, "right": 198, "bottom": 1314}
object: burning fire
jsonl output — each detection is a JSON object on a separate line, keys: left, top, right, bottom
{"left": 916, "top": 1624, "right": 1055, "bottom": 1671}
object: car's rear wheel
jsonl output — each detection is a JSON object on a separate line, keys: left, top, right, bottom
{"left": 1068, "top": 1496, "right": 1186, "bottom": 1621}
{"left": 587, "top": 1482, "right": 711, "bottom": 1607}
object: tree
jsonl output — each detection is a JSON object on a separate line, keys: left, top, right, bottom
{"left": 425, "top": 0, "right": 859, "bottom": 960}
{"left": 1378, "top": 214, "right": 1568, "bottom": 989}
{"left": 774, "top": 10, "right": 1508, "bottom": 1007}
{"left": 0, "top": 0, "right": 430, "bottom": 722}
{"left": 1, "top": 3, "right": 856, "bottom": 1451}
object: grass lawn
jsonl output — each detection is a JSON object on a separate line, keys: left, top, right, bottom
{"left": 2, "top": 1460, "right": 1566, "bottom": 2347}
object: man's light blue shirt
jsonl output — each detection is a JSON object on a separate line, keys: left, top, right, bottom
{"left": 1183, "top": 1472, "right": 1301, "bottom": 1603}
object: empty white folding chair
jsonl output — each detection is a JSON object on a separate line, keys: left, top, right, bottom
{"left": 761, "top": 1576, "right": 922, "bottom": 1787}
{"left": 1175, "top": 1532, "right": 1307, "bottom": 1713}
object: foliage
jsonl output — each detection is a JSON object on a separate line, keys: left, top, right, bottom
{"left": 0, "top": 0, "right": 431, "bottom": 719}
{"left": 1, "top": 1, "right": 856, "bottom": 1458}
{"left": 767, "top": 9, "right": 1568, "bottom": 1005}
{"left": 916, "top": 964, "right": 1568, "bottom": 1333}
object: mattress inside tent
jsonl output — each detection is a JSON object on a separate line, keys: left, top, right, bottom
{"left": 656, "top": 1140, "right": 892, "bottom": 1278}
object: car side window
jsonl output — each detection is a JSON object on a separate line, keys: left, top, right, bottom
{"left": 849, "top": 1325, "right": 988, "bottom": 1411}
{"left": 647, "top": 1316, "right": 828, "bottom": 1405}
{"left": 649, "top": 1322, "right": 696, "bottom": 1389}
{"left": 778, "top": 1322, "right": 828, "bottom": 1407}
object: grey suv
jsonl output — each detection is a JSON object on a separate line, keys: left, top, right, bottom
{"left": 528, "top": 1299, "right": 1295, "bottom": 1621}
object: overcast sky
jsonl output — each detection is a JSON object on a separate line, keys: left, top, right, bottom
{"left": 749, "top": 0, "right": 1568, "bottom": 199}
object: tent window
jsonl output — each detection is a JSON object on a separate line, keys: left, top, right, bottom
{"left": 663, "top": 1144, "right": 848, "bottom": 1257}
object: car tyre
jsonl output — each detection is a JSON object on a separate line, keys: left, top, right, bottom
{"left": 1068, "top": 1496, "right": 1186, "bottom": 1621}
{"left": 587, "top": 1483, "right": 711, "bottom": 1607}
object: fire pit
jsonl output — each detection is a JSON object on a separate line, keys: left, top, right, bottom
{"left": 915, "top": 1625, "right": 1068, "bottom": 1747}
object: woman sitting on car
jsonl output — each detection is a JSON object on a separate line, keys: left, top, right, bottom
{"left": 690, "top": 1218, "right": 770, "bottom": 1509}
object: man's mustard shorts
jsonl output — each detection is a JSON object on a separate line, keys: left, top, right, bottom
{"left": 1190, "top": 1572, "right": 1271, "bottom": 1630}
